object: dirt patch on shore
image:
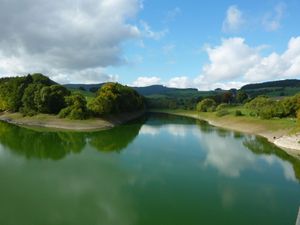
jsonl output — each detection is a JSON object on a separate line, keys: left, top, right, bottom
{"left": 0, "top": 111, "right": 145, "bottom": 132}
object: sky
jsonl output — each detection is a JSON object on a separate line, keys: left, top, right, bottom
{"left": 0, "top": 0, "right": 300, "bottom": 90}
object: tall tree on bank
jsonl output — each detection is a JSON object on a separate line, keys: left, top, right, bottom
{"left": 88, "top": 83, "right": 145, "bottom": 116}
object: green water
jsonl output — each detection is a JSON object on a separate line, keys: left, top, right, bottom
{"left": 0, "top": 113, "right": 299, "bottom": 225}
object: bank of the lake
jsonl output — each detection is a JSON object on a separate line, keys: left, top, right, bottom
{"left": 0, "top": 110, "right": 145, "bottom": 132}
{"left": 151, "top": 109, "right": 300, "bottom": 159}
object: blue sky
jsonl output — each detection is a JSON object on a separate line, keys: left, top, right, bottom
{"left": 0, "top": 0, "right": 300, "bottom": 90}
{"left": 111, "top": 0, "right": 300, "bottom": 89}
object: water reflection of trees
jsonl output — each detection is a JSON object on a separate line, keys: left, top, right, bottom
{"left": 243, "top": 136, "right": 300, "bottom": 181}
{"left": 0, "top": 122, "right": 86, "bottom": 160}
{"left": 89, "top": 122, "right": 143, "bottom": 153}
{"left": 146, "top": 113, "right": 196, "bottom": 126}
{"left": 0, "top": 119, "right": 143, "bottom": 160}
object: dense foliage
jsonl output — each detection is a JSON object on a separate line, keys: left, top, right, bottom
{"left": 241, "top": 79, "right": 300, "bottom": 90}
{"left": 0, "top": 75, "right": 145, "bottom": 120}
{"left": 0, "top": 74, "right": 69, "bottom": 115}
{"left": 59, "top": 93, "right": 89, "bottom": 120}
{"left": 195, "top": 92, "right": 300, "bottom": 121}
{"left": 196, "top": 98, "right": 217, "bottom": 112}
{"left": 246, "top": 95, "right": 300, "bottom": 119}
{"left": 88, "top": 83, "right": 145, "bottom": 116}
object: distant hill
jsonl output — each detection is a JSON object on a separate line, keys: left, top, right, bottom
{"left": 133, "top": 85, "right": 198, "bottom": 96}
{"left": 64, "top": 78, "right": 300, "bottom": 99}
{"left": 64, "top": 83, "right": 105, "bottom": 92}
{"left": 63, "top": 83, "right": 199, "bottom": 96}
{"left": 241, "top": 79, "right": 300, "bottom": 90}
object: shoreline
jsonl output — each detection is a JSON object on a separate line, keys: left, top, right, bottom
{"left": 0, "top": 110, "right": 145, "bottom": 132}
{"left": 152, "top": 109, "right": 300, "bottom": 159}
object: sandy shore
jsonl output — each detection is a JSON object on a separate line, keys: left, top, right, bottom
{"left": 155, "top": 110, "right": 300, "bottom": 159}
{"left": 0, "top": 110, "right": 145, "bottom": 132}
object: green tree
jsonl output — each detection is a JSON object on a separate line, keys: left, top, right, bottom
{"left": 281, "top": 94, "right": 300, "bottom": 117}
{"left": 236, "top": 90, "right": 248, "bottom": 103}
{"left": 196, "top": 98, "right": 216, "bottom": 112}
{"left": 88, "top": 83, "right": 144, "bottom": 116}
{"left": 245, "top": 96, "right": 284, "bottom": 119}
{"left": 59, "top": 93, "right": 89, "bottom": 120}
{"left": 37, "top": 85, "right": 70, "bottom": 114}
{"left": 21, "top": 83, "right": 44, "bottom": 115}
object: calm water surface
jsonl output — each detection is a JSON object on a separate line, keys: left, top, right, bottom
{"left": 0, "top": 113, "right": 299, "bottom": 225}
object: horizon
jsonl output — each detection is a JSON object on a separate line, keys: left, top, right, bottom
{"left": 0, "top": 0, "right": 299, "bottom": 90}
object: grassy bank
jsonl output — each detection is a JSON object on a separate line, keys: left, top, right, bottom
{"left": 150, "top": 107, "right": 300, "bottom": 159}
{"left": 0, "top": 110, "right": 145, "bottom": 132}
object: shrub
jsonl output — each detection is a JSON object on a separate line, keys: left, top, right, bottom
{"left": 297, "top": 109, "right": 300, "bottom": 121}
{"left": 216, "top": 103, "right": 228, "bottom": 111}
{"left": 196, "top": 98, "right": 216, "bottom": 112}
{"left": 88, "top": 83, "right": 145, "bottom": 116}
{"left": 235, "top": 110, "right": 243, "bottom": 116}
{"left": 59, "top": 93, "right": 89, "bottom": 120}
{"left": 216, "top": 109, "right": 229, "bottom": 117}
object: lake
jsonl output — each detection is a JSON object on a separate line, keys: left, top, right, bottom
{"left": 0, "top": 113, "right": 299, "bottom": 225}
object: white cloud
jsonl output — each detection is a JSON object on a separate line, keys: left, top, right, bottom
{"left": 135, "top": 36, "right": 300, "bottom": 90}
{"left": 262, "top": 3, "right": 286, "bottom": 31}
{"left": 167, "top": 76, "right": 190, "bottom": 88}
{"left": 202, "top": 38, "right": 260, "bottom": 81}
{"left": 132, "top": 76, "right": 161, "bottom": 87}
{"left": 51, "top": 68, "right": 119, "bottom": 84}
{"left": 140, "top": 20, "right": 168, "bottom": 40}
{"left": 245, "top": 36, "right": 300, "bottom": 81}
{"left": 195, "top": 36, "right": 300, "bottom": 90}
{"left": 0, "top": 0, "right": 141, "bottom": 83}
{"left": 222, "top": 5, "right": 244, "bottom": 33}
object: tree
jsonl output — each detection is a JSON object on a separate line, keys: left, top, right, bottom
{"left": 196, "top": 98, "right": 216, "bottom": 112}
{"left": 236, "top": 90, "right": 248, "bottom": 103}
{"left": 59, "top": 93, "right": 89, "bottom": 120}
{"left": 37, "top": 85, "right": 70, "bottom": 114}
{"left": 246, "top": 96, "right": 284, "bottom": 119}
{"left": 222, "top": 92, "right": 233, "bottom": 104}
{"left": 0, "top": 74, "right": 55, "bottom": 113}
{"left": 21, "top": 83, "right": 44, "bottom": 115}
{"left": 88, "top": 83, "right": 144, "bottom": 116}
{"left": 281, "top": 94, "right": 300, "bottom": 117}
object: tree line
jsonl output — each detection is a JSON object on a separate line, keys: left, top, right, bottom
{"left": 146, "top": 89, "right": 249, "bottom": 110}
{"left": 196, "top": 92, "right": 300, "bottom": 120}
{"left": 0, "top": 74, "right": 145, "bottom": 119}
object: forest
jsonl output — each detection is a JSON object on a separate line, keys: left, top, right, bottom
{"left": 0, "top": 74, "right": 145, "bottom": 120}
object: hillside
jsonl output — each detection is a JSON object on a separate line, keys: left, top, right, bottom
{"left": 132, "top": 85, "right": 198, "bottom": 96}
{"left": 241, "top": 79, "right": 300, "bottom": 90}
{"left": 63, "top": 83, "right": 203, "bottom": 96}
{"left": 63, "top": 79, "right": 300, "bottom": 110}
{"left": 64, "top": 83, "right": 105, "bottom": 92}
{"left": 240, "top": 79, "right": 300, "bottom": 98}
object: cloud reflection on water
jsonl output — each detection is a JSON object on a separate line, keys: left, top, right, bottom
{"left": 139, "top": 121, "right": 298, "bottom": 182}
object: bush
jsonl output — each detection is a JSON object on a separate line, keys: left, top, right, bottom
{"left": 235, "top": 110, "right": 243, "bottom": 116}
{"left": 216, "top": 103, "right": 228, "bottom": 111}
{"left": 297, "top": 109, "right": 300, "bottom": 121}
{"left": 58, "top": 107, "right": 71, "bottom": 118}
{"left": 59, "top": 93, "right": 89, "bottom": 120}
{"left": 246, "top": 96, "right": 281, "bottom": 119}
{"left": 88, "top": 83, "right": 145, "bottom": 116}
{"left": 196, "top": 98, "right": 216, "bottom": 112}
{"left": 216, "top": 109, "right": 229, "bottom": 117}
